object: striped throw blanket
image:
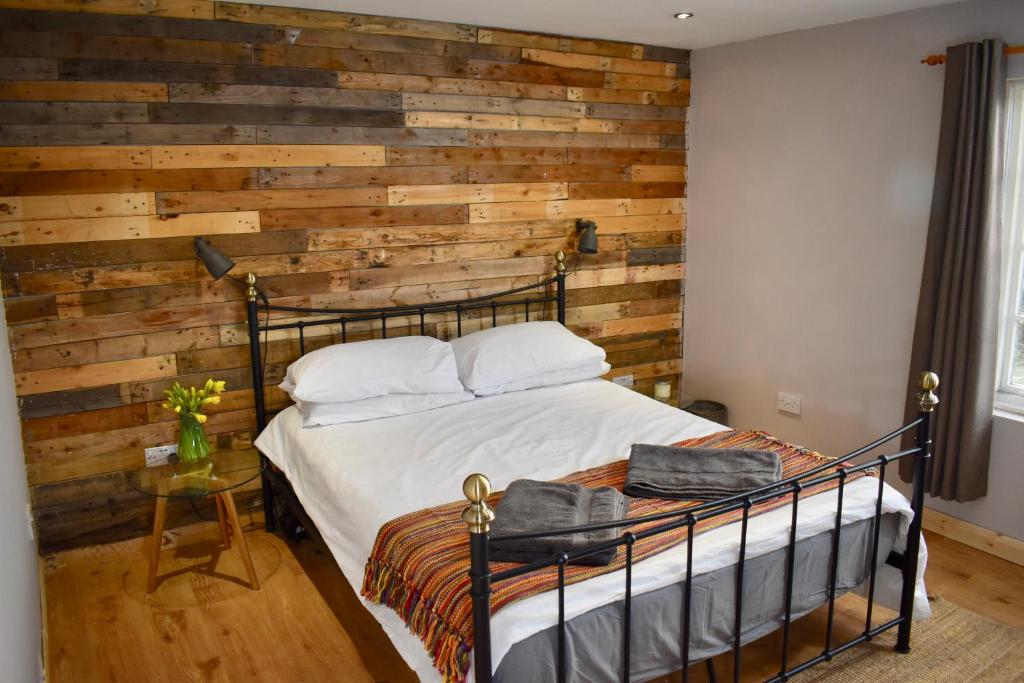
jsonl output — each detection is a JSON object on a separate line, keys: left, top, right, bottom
{"left": 362, "top": 430, "right": 867, "bottom": 682}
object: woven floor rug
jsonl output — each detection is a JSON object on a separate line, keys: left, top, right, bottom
{"left": 793, "top": 598, "right": 1023, "bottom": 682}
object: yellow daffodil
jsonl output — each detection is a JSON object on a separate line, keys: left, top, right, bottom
{"left": 174, "top": 405, "right": 182, "bottom": 413}
{"left": 201, "top": 395, "right": 221, "bottom": 405}
{"left": 192, "top": 412, "right": 208, "bottom": 424}
{"left": 212, "top": 380, "right": 227, "bottom": 394}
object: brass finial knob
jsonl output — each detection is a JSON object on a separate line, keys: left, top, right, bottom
{"left": 462, "top": 474, "right": 495, "bottom": 533}
{"left": 916, "top": 371, "right": 939, "bottom": 412}
{"left": 245, "top": 272, "right": 258, "bottom": 302}
{"left": 554, "top": 250, "right": 567, "bottom": 274}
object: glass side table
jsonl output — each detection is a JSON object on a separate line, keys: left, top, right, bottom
{"left": 131, "top": 449, "right": 264, "bottom": 593}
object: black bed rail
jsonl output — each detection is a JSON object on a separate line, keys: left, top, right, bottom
{"left": 461, "top": 372, "right": 939, "bottom": 683}
{"left": 245, "top": 252, "right": 571, "bottom": 532}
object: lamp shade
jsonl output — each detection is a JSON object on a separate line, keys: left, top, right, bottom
{"left": 194, "top": 237, "right": 235, "bottom": 279}
{"left": 576, "top": 219, "right": 599, "bottom": 254}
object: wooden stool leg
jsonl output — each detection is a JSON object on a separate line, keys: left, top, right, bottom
{"left": 146, "top": 496, "right": 168, "bottom": 593}
{"left": 220, "top": 492, "right": 259, "bottom": 590}
{"left": 215, "top": 494, "right": 231, "bottom": 549}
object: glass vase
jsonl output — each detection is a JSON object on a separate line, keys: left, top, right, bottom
{"left": 177, "top": 413, "right": 210, "bottom": 464}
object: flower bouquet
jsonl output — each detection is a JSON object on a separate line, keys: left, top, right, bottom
{"left": 163, "top": 379, "right": 226, "bottom": 464}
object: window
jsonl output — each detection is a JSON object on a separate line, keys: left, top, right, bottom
{"left": 998, "top": 80, "right": 1024, "bottom": 407}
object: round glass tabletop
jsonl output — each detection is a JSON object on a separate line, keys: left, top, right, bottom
{"left": 131, "top": 449, "right": 263, "bottom": 500}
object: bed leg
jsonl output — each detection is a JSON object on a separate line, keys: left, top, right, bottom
{"left": 463, "top": 474, "right": 496, "bottom": 683}
{"left": 896, "top": 372, "right": 938, "bottom": 653}
{"left": 705, "top": 658, "right": 717, "bottom": 683}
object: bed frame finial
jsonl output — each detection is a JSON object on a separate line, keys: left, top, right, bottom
{"left": 245, "top": 272, "right": 258, "bottom": 303}
{"left": 462, "top": 474, "right": 495, "bottom": 533}
{"left": 916, "top": 371, "right": 939, "bottom": 413}
{"left": 554, "top": 250, "right": 567, "bottom": 274}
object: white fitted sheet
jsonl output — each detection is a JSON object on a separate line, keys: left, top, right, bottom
{"left": 255, "top": 379, "right": 928, "bottom": 682}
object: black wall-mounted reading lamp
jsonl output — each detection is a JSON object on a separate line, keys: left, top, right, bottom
{"left": 576, "top": 219, "right": 599, "bottom": 254}
{"left": 194, "top": 237, "right": 268, "bottom": 304}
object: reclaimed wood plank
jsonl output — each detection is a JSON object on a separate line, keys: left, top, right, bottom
{"left": 404, "top": 111, "right": 681, "bottom": 135}
{"left": 568, "top": 181, "right": 685, "bottom": 200}
{"left": 0, "top": 101, "right": 149, "bottom": 124}
{"left": 12, "top": 327, "right": 220, "bottom": 373}
{"left": 168, "top": 83, "right": 399, "bottom": 109}
{"left": 337, "top": 71, "right": 565, "bottom": 100}
{"left": 281, "top": 25, "right": 516, "bottom": 62}
{"left": 3, "top": 293, "right": 56, "bottom": 323}
{"left": 0, "top": 123, "right": 255, "bottom": 146}
{"left": 150, "top": 144, "right": 384, "bottom": 169}
{"left": 386, "top": 146, "right": 566, "bottom": 166}
{"left": 466, "top": 164, "right": 628, "bottom": 184}
{"left": 261, "top": 203, "right": 466, "bottom": 230}
{"left": 0, "top": 7, "right": 273, "bottom": 42}
{"left": 149, "top": 102, "right": 405, "bottom": 127}
{"left": 0, "top": 29, "right": 252, "bottom": 64}
{"left": 479, "top": 28, "right": 640, "bottom": 59}
{"left": 468, "top": 130, "right": 660, "bottom": 149}
{"left": 15, "top": 354, "right": 177, "bottom": 396}
{"left": 0, "top": 56, "right": 56, "bottom": 79}
{"left": 0, "top": 192, "right": 152, "bottom": 222}
{"left": 215, "top": 1, "right": 477, "bottom": 42}
{"left": 156, "top": 188, "right": 385, "bottom": 213}
{"left": 0, "top": 80, "right": 168, "bottom": 102}
{"left": 254, "top": 125, "right": 466, "bottom": 147}
{"left": 19, "top": 385, "right": 123, "bottom": 420}
{"left": 258, "top": 165, "right": 466, "bottom": 189}
{"left": 387, "top": 182, "right": 567, "bottom": 206}
{"left": 350, "top": 255, "right": 549, "bottom": 289}
{"left": 585, "top": 102, "right": 687, "bottom": 121}
{"left": 401, "top": 92, "right": 585, "bottom": 117}
{"left": 60, "top": 59, "right": 339, "bottom": 88}
{"left": 630, "top": 164, "right": 686, "bottom": 182}
{"left": 522, "top": 48, "right": 675, "bottom": 77}
{"left": 0, "top": 168, "right": 255, "bottom": 195}
{"left": 0, "top": 0, "right": 213, "bottom": 20}
{"left": 469, "top": 197, "right": 682, "bottom": 223}
{"left": 0, "top": 146, "right": 151, "bottom": 172}
{"left": 0, "top": 230, "right": 303, "bottom": 271}
{"left": 307, "top": 217, "right": 575, "bottom": 250}
{"left": 605, "top": 73, "right": 689, "bottom": 93}
{"left": 21, "top": 403, "right": 149, "bottom": 443}
{"left": 568, "top": 148, "right": 685, "bottom": 166}
{"left": 2, "top": 211, "right": 258, "bottom": 246}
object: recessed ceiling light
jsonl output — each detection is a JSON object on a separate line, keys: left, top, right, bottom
{"left": 674, "top": 12, "right": 694, "bottom": 20}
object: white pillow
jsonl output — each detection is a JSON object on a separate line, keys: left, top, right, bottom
{"left": 280, "top": 336, "right": 465, "bottom": 404}
{"left": 294, "top": 391, "right": 474, "bottom": 427}
{"left": 472, "top": 360, "right": 611, "bottom": 397}
{"left": 450, "top": 321, "right": 607, "bottom": 396}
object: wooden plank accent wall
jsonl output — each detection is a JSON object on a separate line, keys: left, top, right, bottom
{"left": 0, "top": 1, "right": 689, "bottom": 552}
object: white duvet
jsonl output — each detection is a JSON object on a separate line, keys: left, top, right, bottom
{"left": 255, "top": 379, "right": 928, "bottom": 682}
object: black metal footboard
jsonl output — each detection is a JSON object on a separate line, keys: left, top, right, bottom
{"left": 461, "top": 372, "right": 939, "bottom": 683}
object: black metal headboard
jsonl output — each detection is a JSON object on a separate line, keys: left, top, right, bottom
{"left": 245, "top": 251, "right": 570, "bottom": 526}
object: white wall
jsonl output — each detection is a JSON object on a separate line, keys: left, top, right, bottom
{"left": 0, "top": 294, "right": 41, "bottom": 681}
{"left": 686, "top": 0, "right": 1024, "bottom": 540}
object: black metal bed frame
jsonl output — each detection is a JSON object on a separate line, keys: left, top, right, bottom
{"left": 245, "top": 251, "right": 570, "bottom": 537}
{"left": 244, "top": 252, "right": 936, "bottom": 683}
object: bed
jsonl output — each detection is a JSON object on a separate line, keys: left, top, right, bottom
{"left": 242, "top": 254, "right": 936, "bottom": 683}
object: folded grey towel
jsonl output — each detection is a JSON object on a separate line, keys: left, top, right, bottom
{"left": 624, "top": 444, "right": 782, "bottom": 501}
{"left": 490, "top": 479, "right": 628, "bottom": 566}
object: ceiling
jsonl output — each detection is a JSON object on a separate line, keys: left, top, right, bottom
{"left": 250, "top": 0, "right": 964, "bottom": 50}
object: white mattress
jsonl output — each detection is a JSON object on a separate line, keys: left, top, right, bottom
{"left": 255, "top": 379, "right": 928, "bottom": 682}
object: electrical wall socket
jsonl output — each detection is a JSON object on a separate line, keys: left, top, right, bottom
{"left": 145, "top": 443, "right": 178, "bottom": 466}
{"left": 612, "top": 374, "right": 634, "bottom": 388}
{"left": 777, "top": 392, "right": 802, "bottom": 416}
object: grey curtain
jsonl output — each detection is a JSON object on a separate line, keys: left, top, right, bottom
{"left": 900, "top": 40, "right": 1006, "bottom": 501}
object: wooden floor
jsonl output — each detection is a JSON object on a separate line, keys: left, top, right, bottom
{"left": 43, "top": 524, "right": 1024, "bottom": 682}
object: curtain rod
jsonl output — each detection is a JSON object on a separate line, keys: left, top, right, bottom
{"left": 922, "top": 44, "right": 1024, "bottom": 65}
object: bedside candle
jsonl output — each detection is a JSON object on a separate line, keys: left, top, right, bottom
{"left": 654, "top": 380, "right": 671, "bottom": 403}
